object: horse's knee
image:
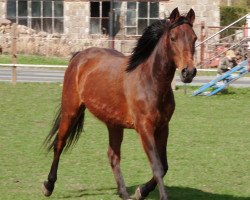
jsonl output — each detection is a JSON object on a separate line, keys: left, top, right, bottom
{"left": 107, "top": 148, "right": 113, "bottom": 165}
{"left": 156, "top": 159, "right": 168, "bottom": 178}
{"left": 107, "top": 147, "right": 120, "bottom": 168}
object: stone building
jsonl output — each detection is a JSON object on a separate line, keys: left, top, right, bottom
{"left": 0, "top": 0, "right": 220, "bottom": 57}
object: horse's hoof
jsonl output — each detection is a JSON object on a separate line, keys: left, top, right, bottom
{"left": 134, "top": 187, "right": 145, "bottom": 200}
{"left": 122, "top": 196, "right": 133, "bottom": 200}
{"left": 119, "top": 192, "right": 132, "bottom": 200}
{"left": 120, "top": 195, "right": 132, "bottom": 200}
{"left": 123, "top": 198, "right": 132, "bottom": 200}
{"left": 42, "top": 181, "right": 53, "bottom": 197}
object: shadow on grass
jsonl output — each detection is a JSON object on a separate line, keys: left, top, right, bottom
{"left": 61, "top": 187, "right": 117, "bottom": 198}
{"left": 62, "top": 185, "right": 249, "bottom": 200}
{"left": 153, "top": 186, "right": 249, "bottom": 200}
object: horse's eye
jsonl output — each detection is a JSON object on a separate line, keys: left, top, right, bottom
{"left": 170, "top": 37, "right": 175, "bottom": 42}
{"left": 194, "top": 36, "right": 197, "bottom": 42}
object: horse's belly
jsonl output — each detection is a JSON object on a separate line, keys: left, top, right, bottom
{"left": 85, "top": 99, "right": 133, "bottom": 128}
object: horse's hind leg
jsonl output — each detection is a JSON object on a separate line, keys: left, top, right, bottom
{"left": 43, "top": 97, "right": 84, "bottom": 196}
{"left": 107, "top": 125, "right": 130, "bottom": 200}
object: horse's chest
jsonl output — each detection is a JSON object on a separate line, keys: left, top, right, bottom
{"left": 158, "top": 95, "right": 175, "bottom": 122}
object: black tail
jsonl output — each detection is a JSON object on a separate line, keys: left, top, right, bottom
{"left": 44, "top": 105, "right": 85, "bottom": 152}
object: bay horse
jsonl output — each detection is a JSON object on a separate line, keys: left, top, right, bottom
{"left": 43, "top": 8, "right": 197, "bottom": 200}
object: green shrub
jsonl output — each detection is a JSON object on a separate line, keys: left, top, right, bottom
{"left": 220, "top": 6, "right": 248, "bottom": 38}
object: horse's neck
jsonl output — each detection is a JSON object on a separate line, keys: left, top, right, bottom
{"left": 147, "top": 38, "right": 176, "bottom": 90}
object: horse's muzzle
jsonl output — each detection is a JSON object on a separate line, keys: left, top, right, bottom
{"left": 180, "top": 67, "right": 197, "bottom": 83}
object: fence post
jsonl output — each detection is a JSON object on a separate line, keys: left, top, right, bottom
{"left": 108, "top": 0, "right": 115, "bottom": 49}
{"left": 11, "top": 23, "right": 17, "bottom": 85}
{"left": 246, "top": 15, "right": 250, "bottom": 50}
{"left": 200, "top": 21, "right": 206, "bottom": 68}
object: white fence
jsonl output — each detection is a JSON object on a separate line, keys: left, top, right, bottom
{"left": 0, "top": 63, "right": 67, "bottom": 68}
{"left": 0, "top": 63, "right": 217, "bottom": 85}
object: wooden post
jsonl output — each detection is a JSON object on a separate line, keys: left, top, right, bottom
{"left": 121, "top": 40, "right": 125, "bottom": 54}
{"left": 108, "top": 0, "right": 115, "bottom": 49}
{"left": 11, "top": 23, "right": 17, "bottom": 85}
{"left": 246, "top": 15, "right": 250, "bottom": 50}
{"left": 184, "top": 83, "right": 187, "bottom": 95}
{"left": 200, "top": 21, "right": 205, "bottom": 68}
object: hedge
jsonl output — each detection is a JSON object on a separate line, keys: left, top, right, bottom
{"left": 220, "top": 6, "right": 248, "bottom": 38}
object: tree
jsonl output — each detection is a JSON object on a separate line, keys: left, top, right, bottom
{"left": 220, "top": 6, "right": 248, "bottom": 37}
{"left": 220, "top": 0, "right": 250, "bottom": 9}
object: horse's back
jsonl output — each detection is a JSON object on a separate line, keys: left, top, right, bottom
{"left": 68, "top": 47, "right": 126, "bottom": 75}
{"left": 71, "top": 47, "right": 127, "bottom": 79}
{"left": 71, "top": 47, "right": 125, "bottom": 61}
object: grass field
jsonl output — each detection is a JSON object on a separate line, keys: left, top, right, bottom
{"left": 0, "top": 54, "right": 68, "bottom": 65}
{"left": 0, "top": 82, "right": 249, "bottom": 200}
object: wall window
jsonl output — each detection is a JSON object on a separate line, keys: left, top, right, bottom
{"left": 90, "top": 1, "right": 110, "bottom": 35}
{"left": 6, "top": 0, "right": 64, "bottom": 33}
{"left": 125, "top": 2, "right": 159, "bottom": 35}
{"left": 89, "top": 1, "right": 122, "bottom": 35}
{"left": 89, "top": 1, "right": 159, "bottom": 36}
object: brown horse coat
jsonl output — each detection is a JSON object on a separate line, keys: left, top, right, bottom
{"left": 43, "top": 8, "right": 197, "bottom": 200}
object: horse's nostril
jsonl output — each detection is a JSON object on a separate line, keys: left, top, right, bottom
{"left": 192, "top": 68, "right": 197, "bottom": 76}
{"left": 180, "top": 67, "right": 196, "bottom": 83}
{"left": 181, "top": 68, "right": 188, "bottom": 77}
{"left": 182, "top": 67, "right": 197, "bottom": 78}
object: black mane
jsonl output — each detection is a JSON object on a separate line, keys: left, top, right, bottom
{"left": 126, "top": 19, "right": 168, "bottom": 72}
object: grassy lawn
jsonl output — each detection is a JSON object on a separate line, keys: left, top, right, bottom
{"left": 0, "top": 83, "right": 249, "bottom": 200}
{"left": 0, "top": 54, "right": 68, "bottom": 65}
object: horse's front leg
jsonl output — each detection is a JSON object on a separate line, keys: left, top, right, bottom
{"left": 107, "top": 125, "right": 131, "bottom": 200}
{"left": 135, "top": 124, "right": 169, "bottom": 200}
{"left": 135, "top": 120, "right": 168, "bottom": 200}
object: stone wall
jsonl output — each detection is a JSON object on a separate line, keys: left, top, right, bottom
{"left": 0, "top": 0, "right": 220, "bottom": 59}
{"left": 62, "top": 0, "right": 220, "bottom": 41}
{"left": 161, "top": 0, "right": 220, "bottom": 37}
{"left": 0, "top": 18, "right": 136, "bottom": 57}
{"left": 64, "top": 1, "right": 89, "bottom": 39}
{"left": 160, "top": 0, "right": 221, "bottom": 62}
{"left": 163, "top": 0, "right": 220, "bottom": 25}
{"left": 0, "top": 1, "right": 5, "bottom": 18}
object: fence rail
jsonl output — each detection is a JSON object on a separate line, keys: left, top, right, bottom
{"left": 0, "top": 63, "right": 218, "bottom": 85}
{"left": 0, "top": 63, "right": 218, "bottom": 71}
{"left": 0, "top": 63, "right": 67, "bottom": 68}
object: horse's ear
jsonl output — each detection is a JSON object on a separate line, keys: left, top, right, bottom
{"left": 169, "top": 7, "right": 180, "bottom": 23}
{"left": 186, "top": 8, "right": 195, "bottom": 25}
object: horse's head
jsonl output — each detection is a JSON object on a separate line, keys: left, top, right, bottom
{"left": 168, "top": 8, "right": 197, "bottom": 83}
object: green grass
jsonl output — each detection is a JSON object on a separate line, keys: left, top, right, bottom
{"left": 0, "top": 54, "right": 68, "bottom": 65}
{"left": 0, "top": 83, "right": 249, "bottom": 200}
